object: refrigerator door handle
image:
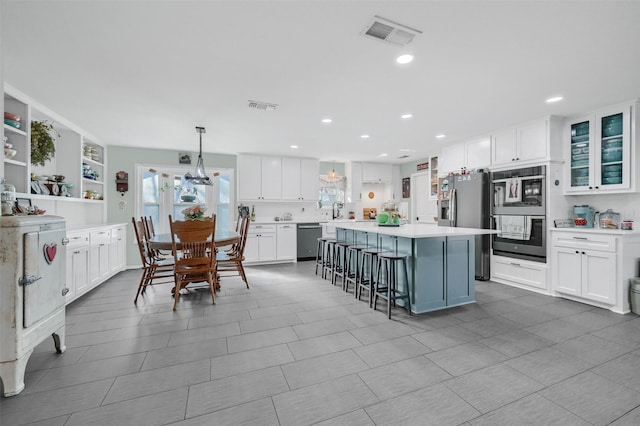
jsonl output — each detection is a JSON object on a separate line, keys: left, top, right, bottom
{"left": 450, "top": 189, "right": 457, "bottom": 227}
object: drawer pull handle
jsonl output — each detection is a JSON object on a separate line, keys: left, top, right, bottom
{"left": 510, "top": 262, "right": 521, "bottom": 267}
{"left": 572, "top": 237, "right": 588, "bottom": 240}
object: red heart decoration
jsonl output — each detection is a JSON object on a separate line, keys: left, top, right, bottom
{"left": 44, "top": 244, "right": 57, "bottom": 264}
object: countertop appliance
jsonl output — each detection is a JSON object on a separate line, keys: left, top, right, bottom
{"left": 0, "top": 215, "right": 68, "bottom": 396}
{"left": 574, "top": 205, "right": 595, "bottom": 228}
{"left": 438, "top": 172, "right": 491, "bottom": 280}
{"left": 297, "top": 222, "right": 322, "bottom": 260}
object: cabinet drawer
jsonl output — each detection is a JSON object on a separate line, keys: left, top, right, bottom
{"left": 111, "top": 226, "right": 126, "bottom": 240}
{"left": 249, "top": 224, "right": 276, "bottom": 234}
{"left": 90, "top": 229, "right": 111, "bottom": 244}
{"left": 492, "top": 256, "right": 547, "bottom": 290}
{"left": 66, "top": 231, "right": 90, "bottom": 247}
{"left": 552, "top": 232, "right": 617, "bottom": 252}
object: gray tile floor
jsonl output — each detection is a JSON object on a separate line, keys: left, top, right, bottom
{"left": 3, "top": 261, "right": 640, "bottom": 425}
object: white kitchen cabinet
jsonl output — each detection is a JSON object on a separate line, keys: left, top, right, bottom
{"left": 439, "top": 137, "right": 490, "bottom": 176}
{"left": 244, "top": 224, "right": 277, "bottom": 263}
{"left": 391, "top": 165, "right": 402, "bottom": 201}
{"left": 491, "top": 117, "right": 562, "bottom": 168}
{"left": 429, "top": 156, "right": 439, "bottom": 199}
{"left": 89, "top": 229, "right": 111, "bottom": 287}
{"left": 564, "top": 101, "right": 638, "bottom": 194}
{"left": 109, "top": 225, "right": 127, "bottom": 272}
{"left": 550, "top": 230, "right": 640, "bottom": 313}
{"left": 65, "top": 231, "right": 90, "bottom": 303}
{"left": 281, "top": 157, "right": 319, "bottom": 201}
{"left": 238, "top": 154, "right": 282, "bottom": 201}
{"left": 346, "top": 161, "right": 363, "bottom": 202}
{"left": 276, "top": 223, "right": 297, "bottom": 260}
{"left": 362, "top": 162, "right": 392, "bottom": 183}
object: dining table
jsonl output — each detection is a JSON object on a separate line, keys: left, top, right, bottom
{"left": 148, "top": 228, "right": 240, "bottom": 251}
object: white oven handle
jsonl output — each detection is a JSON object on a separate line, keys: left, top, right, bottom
{"left": 492, "top": 175, "right": 545, "bottom": 184}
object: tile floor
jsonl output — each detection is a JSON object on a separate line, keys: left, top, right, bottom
{"left": 2, "top": 261, "right": 640, "bottom": 425}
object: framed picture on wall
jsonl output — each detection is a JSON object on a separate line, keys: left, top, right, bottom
{"left": 402, "top": 177, "right": 410, "bottom": 198}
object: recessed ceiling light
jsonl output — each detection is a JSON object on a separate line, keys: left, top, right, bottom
{"left": 290, "top": 145, "right": 298, "bottom": 149}
{"left": 400, "top": 149, "right": 416, "bottom": 152}
{"left": 396, "top": 54, "right": 414, "bottom": 64}
{"left": 378, "top": 153, "right": 388, "bottom": 157}
{"left": 546, "top": 96, "right": 563, "bottom": 103}
{"left": 321, "top": 117, "right": 333, "bottom": 123}
{"left": 436, "top": 134, "right": 446, "bottom": 139}
{"left": 401, "top": 113, "right": 413, "bottom": 119}
{"left": 361, "top": 134, "right": 370, "bottom": 139}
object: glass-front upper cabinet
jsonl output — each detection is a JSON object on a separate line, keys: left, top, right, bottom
{"left": 565, "top": 102, "right": 632, "bottom": 194}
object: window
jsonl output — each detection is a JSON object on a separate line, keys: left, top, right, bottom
{"left": 136, "top": 164, "right": 234, "bottom": 234}
{"left": 318, "top": 175, "right": 346, "bottom": 209}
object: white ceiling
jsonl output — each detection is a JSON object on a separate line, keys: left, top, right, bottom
{"left": 3, "top": 1, "right": 640, "bottom": 164}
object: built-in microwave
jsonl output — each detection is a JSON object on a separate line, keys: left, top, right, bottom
{"left": 491, "top": 166, "right": 545, "bottom": 216}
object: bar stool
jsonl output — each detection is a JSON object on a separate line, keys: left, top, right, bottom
{"left": 323, "top": 239, "right": 337, "bottom": 280}
{"left": 332, "top": 241, "right": 351, "bottom": 286}
{"left": 315, "top": 237, "right": 335, "bottom": 276}
{"left": 374, "top": 252, "right": 412, "bottom": 319}
{"left": 357, "top": 248, "right": 385, "bottom": 307}
{"left": 344, "top": 245, "right": 368, "bottom": 294}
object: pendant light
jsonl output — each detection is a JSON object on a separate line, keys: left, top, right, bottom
{"left": 327, "top": 161, "right": 339, "bottom": 181}
{"left": 184, "top": 126, "right": 212, "bottom": 185}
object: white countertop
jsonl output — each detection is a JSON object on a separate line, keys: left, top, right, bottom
{"left": 67, "top": 222, "right": 128, "bottom": 232}
{"left": 333, "top": 221, "right": 499, "bottom": 238}
{"left": 550, "top": 227, "right": 640, "bottom": 236}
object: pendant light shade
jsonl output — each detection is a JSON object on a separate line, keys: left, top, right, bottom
{"left": 327, "top": 161, "right": 339, "bottom": 181}
{"left": 184, "top": 126, "right": 212, "bottom": 185}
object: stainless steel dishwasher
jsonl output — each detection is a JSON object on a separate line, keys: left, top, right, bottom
{"left": 297, "top": 223, "right": 322, "bottom": 260}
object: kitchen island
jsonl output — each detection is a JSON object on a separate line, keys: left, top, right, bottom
{"left": 335, "top": 222, "right": 498, "bottom": 314}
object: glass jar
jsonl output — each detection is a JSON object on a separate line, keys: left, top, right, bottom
{"left": 1, "top": 180, "right": 16, "bottom": 216}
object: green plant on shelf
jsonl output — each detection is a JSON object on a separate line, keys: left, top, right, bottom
{"left": 31, "top": 121, "right": 60, "bottom": 166}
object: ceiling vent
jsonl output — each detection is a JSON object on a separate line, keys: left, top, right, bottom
{"left": 248, "top": 100, "right": 278, "bottom": 111}
{"left": 397, "top": 154, "right": 411, "bottom": 159}
{"left": 361, "top": 15, "right": 422, "bottom": 47}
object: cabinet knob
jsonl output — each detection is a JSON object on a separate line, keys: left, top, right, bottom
{"left": 582, "top": 251, "right": 586, "bottom": 254}
{"left": 575, "top": 250, "right": 579, "bottom": 253}
{"left": 512, "top": 158, "right": 515, "bottom": 161}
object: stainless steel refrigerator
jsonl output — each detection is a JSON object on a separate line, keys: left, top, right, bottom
{"left": 438, "top": 172, "right": 491, "bottom": 280}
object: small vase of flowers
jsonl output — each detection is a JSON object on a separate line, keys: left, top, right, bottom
{"left": 182, "top": 204, "right": 206, "bottom": 220}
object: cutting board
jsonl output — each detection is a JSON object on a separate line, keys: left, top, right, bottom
{"left": 363, "top": 208, "right": 377, "bottom": 220}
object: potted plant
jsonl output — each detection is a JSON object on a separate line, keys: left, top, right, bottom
{"left": 30, "top": 121, "right": 58, "bottom": 166}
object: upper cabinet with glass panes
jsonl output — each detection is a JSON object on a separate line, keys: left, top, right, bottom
{"left": 564, "top": 100, "right": 639, "bottom": 194}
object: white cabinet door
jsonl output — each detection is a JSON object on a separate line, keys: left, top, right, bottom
{"left": 465, "top": 137, "right": 491, "bottom": 170}
{"left": 244, "top": 234, "right": 259, "bottom": 263}
{"left": 518, "top": 120, "right": 547, "bottom": 162}
{"left": 491, "top": 127, "right": 518, "bottom": 166}
{"left": 299, "top": 158, "right": 319, "bottom": 201}
{"left": 281, "top": 157, "right": 301, "bottom": 200}
{"left": 553, "top": 246, "right": 582, "bottom": 296}
{"left": 258, "top": 233, "right": 277, "bottom": 261}
{"left": 276, "top": 224, "right": 297, "bottom": 260}
{"left": 362, "top": 163, "right": 392, "bottom": 182}
{"left": 583, "top": 250, "right": 616, "bottom": 304}
{"left": 260, "top": 156, "right": 282, "bottom": 200}
{"left": 391, "top": 165, "right": 402, "bottom": 201}
{"left": 439, "top": 143, "right": 465, "bottom": 176}
{"left": 66, "top": 245, "right": 90, "bottom": 302}
{"left": 238, "top": 155, "right": 262, "bottom": 200}
{"left": 346, "top": 161, "right": 363, "bottom": 202}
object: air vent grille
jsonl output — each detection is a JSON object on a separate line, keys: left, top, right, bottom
{"left": 361, "top": 15, "right": 422, "bottom": 47}
{"left": 248, "top": 100, "right": 278, "bottom": 111}
{"left": 397, "top": 155, "right": 411, "bottom": 159}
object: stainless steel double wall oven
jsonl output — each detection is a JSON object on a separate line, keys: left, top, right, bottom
{"left": 491, "top": 165, "right": 546, "bottom": 262}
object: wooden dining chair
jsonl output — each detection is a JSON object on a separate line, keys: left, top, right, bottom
{"left": 216, "top": 215, "right": 251, "bottom": 288}
{"left": 169, "top": 214, "right": 218, "bottom": 310}
{"left": 132, "top": 217, "right": 175, "bottom": 304}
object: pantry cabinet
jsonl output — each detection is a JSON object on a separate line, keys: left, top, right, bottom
{"left": 345, "top": 161, "right": 363, "bottom": 202}
{"left": 439, "top": 137, "right": 490, "bottom": 176}
{"left": 281, "top": 157, "right": 319, "bottom": 201}
{"left": 550, "top": 229, "right": 640, "bottom": 314}
{"left": 491, "top": 117, "right": 562, "bottom": 168}
{"left": 564, "top": 101, "right": 638, "bottom": 194}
